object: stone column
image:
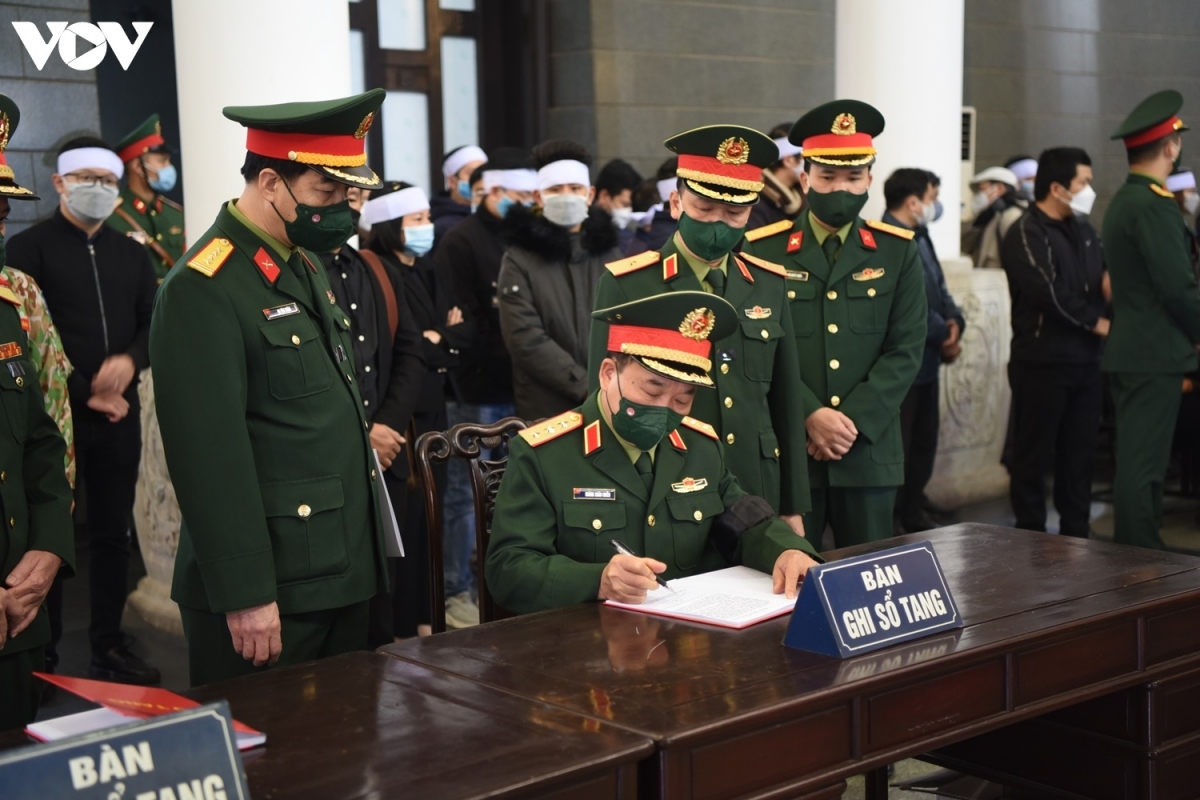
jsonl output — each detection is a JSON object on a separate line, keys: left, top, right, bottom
{"left": 127, "top": 0, "right": 354, "bottom": 633}
{"left": 835, "top": 0, "right": 1011, "bottom": 508}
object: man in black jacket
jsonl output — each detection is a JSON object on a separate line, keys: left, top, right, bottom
{"left": 7, "top": 137, "right": 160, "bottom": 683}
{"left": 1000, "top": 147, "right": 1108, "bottom": 538}
{"left": 430, "top": 144, "right": 487, "bottom": 252}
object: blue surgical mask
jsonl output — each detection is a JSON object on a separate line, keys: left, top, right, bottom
{"left": 403, "top": 222, "right": 435, "bottom": 256}
{"left": 497, "top": 196, "right": 515, "bottom": 218}
{"left": 932, "top": 199, "right": 944, "bottom": 222}
{"left": 148, "top": 163, "right": 177, "bottom": 193}
{"left": 470, "top": 202, "right": 480, "bottom": 214}
{"left": 457, "top": 179, "right": 471, "bottom": 201}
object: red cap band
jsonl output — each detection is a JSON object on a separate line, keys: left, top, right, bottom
{"left": 245, "top": 129, "right": 365, "bottom": 161}
{"left": 677, "top": 154, "right": 763, "bottom": 184}
{"left": 117, "top": 132, "right": 166, "bottom": 164}
{"left": 801, "top": 131, "right": 875, "bottom": 154}
{"left": 607, "top": 324, "right": 712, "bottom": 361}
{"left": 1123, "top": 116, "right": 1183, "bottom": 148}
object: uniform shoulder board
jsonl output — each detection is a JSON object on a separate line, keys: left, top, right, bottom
{"left": 160, "top": 196, "right": 184, "bottom": 211}
{"left": 187, "top": 237, "right": 235, "bottom": 277}
{"left": 518, "top": 410, "right": 584, "bottom": 447}
{"left": 1149, "top": 183, "right": 1175, "bottom": 199}
{"left": 737, "top": 251, "right": 788, "bottom": 278}
{"left": 605, "top": 250, "right": 661, "bottom": 277}
{"left": 680, "top": 416, "right": 719, "bottom": 440}
{"left": 0, "top": 286, "right": 20, "bottom": 307}
{"left": 743, "top": 218, "right": 794, "bottom": 242}
{"left": 864, "top": 219, "right": 916, "bottom": 240}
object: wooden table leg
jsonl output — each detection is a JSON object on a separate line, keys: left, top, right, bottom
{"left": 864, "top": 765, "right": 890, "bottom": 800}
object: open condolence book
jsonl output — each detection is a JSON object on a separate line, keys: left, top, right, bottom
{"left": 25, "top": 673, "right": 266, "bottom": 751}
{"left": 604, "top": 565, "right": 796, "bottom": 629}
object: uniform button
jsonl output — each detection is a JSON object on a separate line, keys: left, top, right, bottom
{"left": 760, "top": 329, "right": 769, "bottom": 339}
{"left": 364, "top": 366, "right": 371, "bottom": 372}
{"left": 341, "top": 272, "right": 348, "bottom": 279}
{"left": 868, "top": 287, "right": 877, "bottom": 298}
{"left": 724, "top": 397, "right": 733, "bottom": 408}
{"left": 648, "top": 515, "right": 656, "bottom": 527}
{"left": 693, "top": 510, "right": 703, "bottom": 521}
{"left": 1, "top": 470, "right": 7, "bottom": 483}
{"left": 156, "top": 233, "right": 163, "bottom": 240}
{"left": 363, "top": 399, "right": 369, "bottom": 406}
{"left": 720, "top": 364, "right": 730, "bottom": 374}
{"left": 350, "top": 303, "right": 358, "bottom": 310}
{"left": 291, "top": 334, "right": 301, "bottom": 345}
{"left": 14, "top": 377, "right": 22, "bottom": 387}
{"left": 830, "top": 359, "right": 840, "bottom": 370}
{"left": 297, "top": 504, "right": 312, "bottom": 518}
{"left": 347, "top": 374, "right": 353, "bottom": 383}
{"left": 726, "top": 433, "right": 735, "bottom": 445}
{"left": 787, "top": 290, "right": 796, "bottom": 300}
{"left": 774, "top": 447, "right": 780, "bottom": 457}
{"left": 358, "top": 335, "right": 365, "bottom": 342}
{"left": 827, "top": 290, "right": 837, "bottom": 300}
{"left": 831, "top": 396, "right": 841, "bottom": 407}
{"left": 343, "top": 318, "right": 350, "bottom": 326}
{"left": 7, "top": 516, "right": 13, "bottom": 528}
{"left": 828, "top": 323, "right": 839, "bottom": 334}
{"left": 592, "top": 519, "right": 602, "bottom": 531}
{"left": 371, "top": 469, "right": 377, "bottom": 479}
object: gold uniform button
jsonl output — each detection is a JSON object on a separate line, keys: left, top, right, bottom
{"left": 787, "top": 290, "right": 796, "bottom": 300}
{"left": 371, "top": 469, "right": 378, "bottom": 480}
{"left": 343, "top": 318, "right": 351, "bottom": 326}
{"left": 298, "top": 504, "right": 312, "bottom": 518}
{"left": 830, "top": 359, "right": 840, "bottom": 370}
{"left": 14, "top": 377, "right": 22, "bottom": 387}
{"left": 592, "top": 519, "right": 602, "bottom": 531}
{"left": 346, "top": 374, "right": 353, "bottom": 382}
{"left": 726, "top": 433, "right": 736, "bottom": 445}
{"left": 828, "top": 323, "right": 839, "bottom": 334}
{"left": 724, "top": 397, "right": 733, "bottom": 408}
{"left": 760, "top": 329, "right": 769, "bottom": 339}
{"left": 1, "top": 470, "right": 7, "bottom": 483}
{"left": 7, "top": 517, "right": 13, "bottom": 528}
{"left": 868, "top": 287, "right": 877, "bottom": 298}
{"left": 831, "top": 396, "right": 841, "bottom": 407}
{"left": 648, "top": 515, "right": 656, "bottom": 527}
{"left": 720, "top": 363, "right": 730, "bottom": 374}
{"left": 827, "top": 290, "right": 837, "bottom": 300}
{"left": 291, "top": 334, "right": 301, "bottom": 346}
{"left": 693, "top": 510, "right": 703, "bottom": 521}
{"left": 774, "top": 447, "right": 781, "bottom": 457}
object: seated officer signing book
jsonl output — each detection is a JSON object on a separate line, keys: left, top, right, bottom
{"left": 485, "top": 292, "right": 821, "bottom": 614}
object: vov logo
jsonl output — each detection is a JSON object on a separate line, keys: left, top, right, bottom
{"left": 11, "top": 21, "right": 153, "bottom": 71}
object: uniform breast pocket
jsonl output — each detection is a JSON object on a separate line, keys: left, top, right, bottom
{"left": 665, "top": 490, "right": 725, "bottom": 570}
{"left": 741, "top": 320, "right": 785, "bottom": 382}
{"left": 788, "top": 281, "right": 819, "bottom": 337}
{"left": 846, "top": 278, "right": 896, "bottom": 333}
{"left": 561, "top": 500, "right": 627, "bottom": 563}
{"left": 260, "top": 476, "right": 349, "bottom": 584}
{"left": 0, "top": 362, "right": 30, "bottom": 443}
{"left": 259, "top": 320, "right": 332, "bottom": 400}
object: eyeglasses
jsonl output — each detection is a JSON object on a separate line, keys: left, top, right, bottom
{"left": 64, "top": 173, "right": 120, "bottom": 189}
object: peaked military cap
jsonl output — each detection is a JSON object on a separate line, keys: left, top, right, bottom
{"left": 593, "top": 291, "right": 738, "bottom": 387}
{"left": 223, "top": 88, "right": 385, "bottom": 189}
{"left": 116, "top": 114, "right": 169, "bottom": 163}
{"left": 0, "top": 94, "right": 38, "bottom": 201}
{"left": 665, "top": 125, "right": 777, "bottom": 206}
{"left": 789, "top": 99, "right": 885, "bottom": 167}
{"left": 1112, "top": 90, "right": 1188, "bottom": 148}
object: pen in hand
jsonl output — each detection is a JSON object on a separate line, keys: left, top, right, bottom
{"left": 610, "top": 539, "right": 676, "bottom": 594}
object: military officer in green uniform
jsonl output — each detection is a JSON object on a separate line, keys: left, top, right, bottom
{"left": 151, "top": 90, "right": 389, "bottom": 686}
{"left": 587, "top": 126, "right": 811, "bottom": 538}
{"left": 0, "top": 94, "right": 75, "bottom": 729}
{"left": 106, "top": 114, "right": 186, "bottom": 280}
{"left": 741, "top": 100, "right": 926, "bottom": 547}
{"left": 488, "top": 291, "right": 820, "bottom": 614}
{"left": 1102, "top": 90, "right": 1200, "bottom": 550}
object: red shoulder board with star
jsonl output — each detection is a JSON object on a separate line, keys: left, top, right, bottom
{"left": 668, "top": 429, "right": 687, "bottom": 451}
{"left": 680, "top": 416, "right": 719, "bottom": 440}
{"left": 858, "top": 227, "right": 877, "bottom": 250}
{"left": 662, "top": 253, "right": 679, "bottom": 281}
{"left": 254, "top": 248, "right": 281, "bottom": 284}
{"left": 787, "top": 231, "right": 803, "bottom": 253}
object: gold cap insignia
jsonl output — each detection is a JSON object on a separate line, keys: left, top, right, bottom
{"left": 0, "top": 113, "right": 9, "bottom": 152}
{"left": 154, "top": 120, "right": 162, "bottom": 136}
{"left": 832, "top": 113, "right": 857, "bottom": 136}
{"left": 716, "top": 136, "right": 750, "bottom": 165}
{"left": 680, "top": 308, "right": 716, "bottom": 341}
{"left": 354, "top": 112, "right": 376, "bottom": 140}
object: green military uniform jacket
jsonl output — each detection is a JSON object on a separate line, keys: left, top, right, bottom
{"left": 150, "top": 202, "right": 385, "bottom": 616}
{"left": 1101, "top": 173, "right": 1200, "bottom": 374}
{"left": 485, "top": 395, "right": 821, "bottom": 614}
{"left": 0, "top": 278, "right": 74, "bottom": 657}
{"left": 742, "top": 215, "right": 926, "bottom": 488}
{"left": 586, "top": 235, "right": 811, "bottom": 515}
{"left": 106, "top": 189, "right": 186, "bottom": 280}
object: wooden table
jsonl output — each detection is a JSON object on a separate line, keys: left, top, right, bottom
{"left": 381, "top": 524, "right": 1200, "bottom": 800}
{"left": 1, "top": 652, "right": 653, "bottom": 800}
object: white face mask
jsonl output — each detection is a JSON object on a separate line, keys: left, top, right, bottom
{"left": 971, "top": 189, "right": 992, "bottom": 215}
{"left": 914, "top": 201, "right": 936, "bottom": 227}
{"left": 1186, "top": 192, "right": 1200, "bottom": 216}
{"left": 1068, "top": 183, "right": 1096, "bottom": 217}
{"left": 1019, "top": 178, "right": 1036, "bottom": 198}
{"left": 65, "top": 181, "right": 120, "bottom": 224}
{"left": 610, "top": 206, "right": 634, "bottom": 229}
{"left": 541, "top": 193, "right": 590, "bottom": 228}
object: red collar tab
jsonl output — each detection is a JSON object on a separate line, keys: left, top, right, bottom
{"left": 787, "top": 231, "right": 803, "bottom": 253}
{"left": 584, "top": 420, "right": 602, "bottom": 456}
{"left": 662, "top": 252, "right": 679, "bottom": 281}
{"left": 253, "top": 247, "right": 281, "bottom": 284}
{"left": 735, "top": 256, "right": 754, "bottom": 283}
{"left": 668, "top": 429, "right": 687, "bottom": 451}
{"left": 858, "top": 227, "right": 877, "bottom": 250}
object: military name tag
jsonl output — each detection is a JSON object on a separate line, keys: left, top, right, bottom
{"left": 0, "top": 341, "right": 22, "bottom": 360}
{"left": 671, "top": 477, "right": 708, "bottom": 493}
{"left": 852, "top": 267, "right": 885, "bottom": 282}
{"left": 573, "top": 488, "right": 616, "bottom": 501}
{"left": 784, "top": 542, "right": 961, "bottom": 658}
{"left": 262, "top": 303, "right": 300, "bottom": 321}
{"left": 786, "top": 270, "right": 809, "bottom": 282}
{"left": 744, "top": 305, "right": 772, "bottom": 320}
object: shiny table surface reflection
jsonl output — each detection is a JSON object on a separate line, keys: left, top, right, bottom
{"left": 381, "top": 525, "right": 1200, "bottom": 799}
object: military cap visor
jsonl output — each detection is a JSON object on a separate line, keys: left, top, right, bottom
{"left": 1112, "top": 89, "right": 1189, "bottom": 147}
{"left": 593, "top": 291, "right": 738, "bottom": 387}
{"left": 224, "top": 88, "right": 385, "bottom": 189}
{"left": 789, "top": 99, "right": 885, "bottom": 167}
{"left": 116, "top": 113, "right": 169, "bottom": 163}
{"left": 665, "top": 125, "right": 778, "bottom": 206}
{"left": 0, "top": 94, "right": 38, "bottom": 200}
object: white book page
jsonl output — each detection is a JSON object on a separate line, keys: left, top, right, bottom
{"left": 606, "top": 566, "right": 794, "bottom": 626}
{"left": 27, "top": 707, "right": 266, "bottom": 751}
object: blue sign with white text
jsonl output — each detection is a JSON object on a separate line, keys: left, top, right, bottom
{"left": 784, "top": 541, "right": 961, "bottom": 657}
{"left": 0, "top": 702, "right": 250, "bottom": 800}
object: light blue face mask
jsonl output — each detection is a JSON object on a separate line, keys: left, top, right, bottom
{"left": 403, "top": 223, "right": 435, "bottom": 256}
{"left": 497, "top": 196, "right": 515, "bottom": 218}
{"left": 457, "top": 179, "right": 472, "bottom": 201}
{"left": 147, "top": 162, "right": 177, "bottom": 193}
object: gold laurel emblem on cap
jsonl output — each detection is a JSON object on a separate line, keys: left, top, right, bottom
{"left": 716, "top": 136, "right": 750, "bottom": 165}
{"left": 0, "top": 113, "right": 9, "bottom": 152}
{"left": 154, "top": 120, "right": 162, "bottom": 136}
{"left": 354, "top": 111, "right": 376, "bottom": 140}
{"left": 680, "top": 308, "right": 717, "bottom": 341}
{"left": 832, "top": 113, "right": 857, "bottom": 135}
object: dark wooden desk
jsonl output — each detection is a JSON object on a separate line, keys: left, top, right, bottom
{"left": 2, "top": 652, "right": 652, "bottom": 800}
{"left": 381, "top": 525, "right": 1200, "bottom": 800}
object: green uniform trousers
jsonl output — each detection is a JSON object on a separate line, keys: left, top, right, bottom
{"left": 180, "top": 600, "right": 370, "bottom": 687}
{"left": 807, "top": 486, "right": 898, "bottom": 549}
{"left": 0, "top": 647, "right": 45, "bottom": 732}
{"left": 1110, "top": 372, "right": 1181, "bottom": 550}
